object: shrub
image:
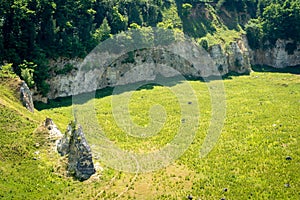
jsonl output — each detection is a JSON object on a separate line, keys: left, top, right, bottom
{"left": 19, "top": 61, "right": 37, "bottom": 88}
{"left": 0, "top": 63, "right": 16, "bottom": 78}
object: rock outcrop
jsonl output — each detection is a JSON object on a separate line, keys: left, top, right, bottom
{"left": 46, "top": 38, "right": 251, "bottom": 99}
{"left": 57, "top": 121, "right": 95, "bottom": 181}
{"left": 227, "top": 39, "right": 251, "bottom": 74}
{"left": 44, "top": 118, "right": 63, "bottom": 142}
{"left": 208, "top": 38, "right": 251, "bottom": 75}
{"left": 20, "top": 81, "right": 34, "bottom": 112}
{"left": 251, "top": 39, "right": 300, "bottom": 68}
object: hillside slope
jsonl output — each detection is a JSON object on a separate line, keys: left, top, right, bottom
{"left": 0, "top": 77, "right": 71, "bottom": 199}
{"left": 1, "top": 69, "right": 300, "bottom": 199}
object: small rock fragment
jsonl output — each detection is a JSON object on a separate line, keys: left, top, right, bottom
{"left": 286, "top": 156, "right": 292, "bottom": 161}
{"left": 284, "top": 183, "right": 290, "bottom": 188}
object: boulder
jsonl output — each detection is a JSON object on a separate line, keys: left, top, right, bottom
{"left": 20, "top": 81, "right": 34, "bottom": 113}
{"left": 57, "top": 121, "right": 95, "bottom": 181}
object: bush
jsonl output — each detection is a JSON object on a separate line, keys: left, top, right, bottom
{"left": 40, "top": 81, "right": 50, "bottom": 97}
{"left": 0, "top": 63, "right": 16, "bottom": 78}
{"left": 93, "top": 18, "right": 111, "bottom": 43}
{"left": 21, "top": 68, "right": 35, "bottom": 88}
{"left": 19, "top": 61, "right": 37, "bottom": 88}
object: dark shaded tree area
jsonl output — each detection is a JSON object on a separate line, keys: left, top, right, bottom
{"left": 246, "top": 0, "right": 300, "bottom": 49}
{"left": 1, "top": 0, "right": 299, "bottom": 95}
{"left": 0, "top": 0, "right": 163, "bottom": 94}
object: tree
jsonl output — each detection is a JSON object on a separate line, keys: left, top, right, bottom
{"left": 128, "top": 2, "right": 143, "bottom": 25}
{"left": 245, "top": 18, "right": 263, "bottom": 49}
{"left": 93, "top": 18, "right": 111, "bottom": 43}
{"left": 108, "top": 6, "right": 127, "bottom": 34}
{"left": 261, "top": 0, "right": 300, "bottom": 44}
{"left": 182, "top": 3, "right": 193, "bottom": 17}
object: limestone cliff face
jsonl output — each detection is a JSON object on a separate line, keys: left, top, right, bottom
{"left": 251, "top": 39, "right": 300, "bottom": 68}
{"left": 46, "top": 38, "right": 251, "bottom": 99}
{"left": 208, "top": 37, "right": 251, "bottom": 75}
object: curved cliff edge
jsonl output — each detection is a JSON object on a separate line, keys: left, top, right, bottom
{"left": 35, "top": 37, "right": 300, "bottom": 100}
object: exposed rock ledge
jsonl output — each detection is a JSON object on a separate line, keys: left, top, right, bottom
{"left": 40, "top": 37, "right": 300, "bottom": 100}
{"left": 46, "top": 38, "right": 251, "bottom": 99}
{"left": 251, "top": 39, "right": 300, "bottom": 68}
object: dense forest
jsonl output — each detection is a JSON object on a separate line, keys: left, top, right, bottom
{"left": 0, "top": 0, "right": 299, "bottom": 95}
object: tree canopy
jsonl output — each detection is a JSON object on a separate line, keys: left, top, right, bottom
{"left": 0, "top": 0, "right": 299, "bottom": 95}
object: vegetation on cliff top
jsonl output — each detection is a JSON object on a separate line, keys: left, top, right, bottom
{"left": 1, "top": 0, "right": 300, "bottom": 94}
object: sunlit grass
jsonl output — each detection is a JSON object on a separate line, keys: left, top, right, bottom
{"left": 1, "top": 71, "right": 299, "bottom": 199}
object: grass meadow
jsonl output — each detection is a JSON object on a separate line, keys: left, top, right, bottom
{"left": 0, "top": 70, "right": 299, "bottom": 199}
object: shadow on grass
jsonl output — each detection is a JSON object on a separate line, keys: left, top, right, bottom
{"left": 35, "top": 75, "right": 202, "bottom": 111}
{"left": 35, "top": 65, "right": 299, "bottom": 111}
{"left": 251, "top": 65, "right": 300, "bottom": 74}
{"left": 34, "top": 86, "right": 114, "bottom": 111}
{"left": 34, "top": 72, "right": 231, "bottom": 111}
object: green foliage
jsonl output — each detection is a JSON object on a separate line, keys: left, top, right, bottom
{"left": 262, "top": 0, "right": 300, "bottom": 43}
{"left": 127, "top": 2, "right": 143, "bottom": 25}
{"left": 1, "top": 0, "right": 299, "bottom": 97}
{"left": 198, "top": 37, "right": 209, "bottom": 51}
{"left": 109, "top": 6, "right": 128, "bottom": 34}
{"left": 93, "top": 18, "right": 111, "bottom": 43}
{"left": 246, "top": 0, "right": 300, "bottom": 47}
{"left": 122, "top": 51, "right": 135, "bottom": 64}
{"left": 0, "top": 63, "right": 16, "bottom": 78}
{"left": 54, "top": 63, "right": 74, "bottom": 75}
{"left": 182, "top": 3, "right": 193, "bottom": 16}
{"left": 129, "top": 23, "right": 141, "bottom": 30}
{"left": 21, "top": 68, "right": 35, "bottom": 88}
{"left": 245, "top": 18, "right": 263, "bottom": 49}
{"left": 19, "top": 61, "right": 36, "bottom": 88}
{"left": 285, "top": 42, "right": 297, "bottom": 55}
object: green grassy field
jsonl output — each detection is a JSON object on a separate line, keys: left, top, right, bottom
{"left": 0, "top": 71, "right": 299, "bottom": 199}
